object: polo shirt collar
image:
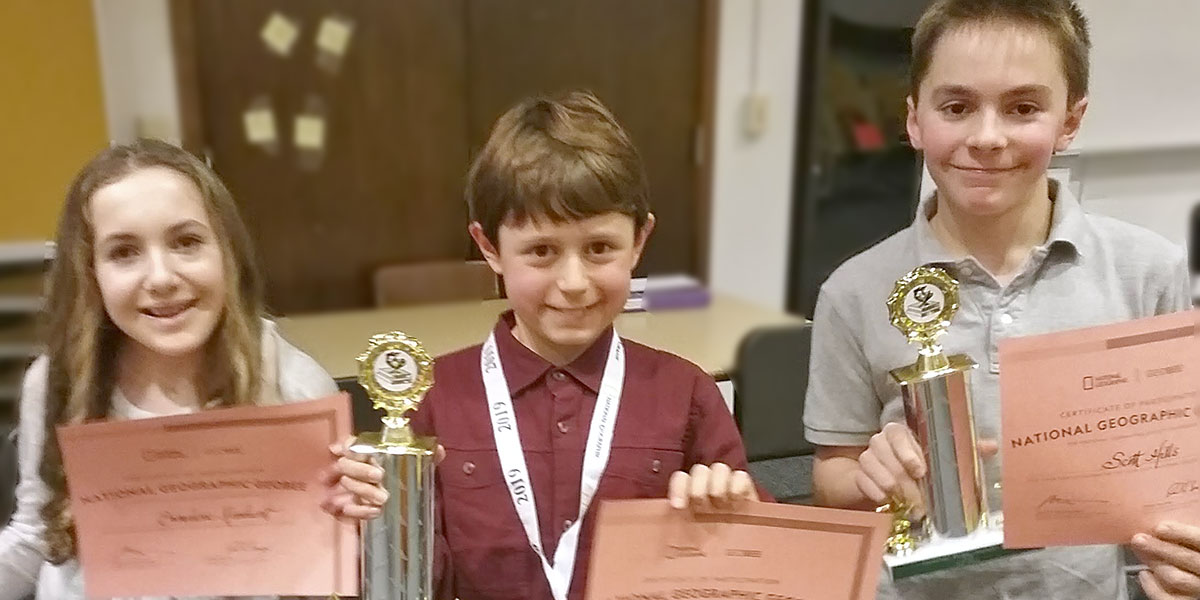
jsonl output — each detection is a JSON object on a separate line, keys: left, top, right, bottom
{"left": 492, "top": 310, "right": 612, "bottom": 396}
{"left": 912, "top": 178, "right": 1089, "bottom": 267}
{"left": 1043, "top": 179, "right": 1090, "bottom": 257}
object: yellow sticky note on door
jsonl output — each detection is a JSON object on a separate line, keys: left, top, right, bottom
{"left": 316, "top": 17, "right": 353, "bottom": 57}
{"left": 243, "top": 107, "right": 276, "bottom": 144}
{"left": 261, "top": 12, "right": 299, "bottom": 56}
{"left": 294, "top": 115, "right": 326, "bottom": 151}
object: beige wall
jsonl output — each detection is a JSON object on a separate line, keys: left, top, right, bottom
{"left": 0, "top": 0, "right": 108, "bottom": 241}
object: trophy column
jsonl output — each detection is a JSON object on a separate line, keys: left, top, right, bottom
{"left": 353, "top": 332, "right": 437, "bottom": 600}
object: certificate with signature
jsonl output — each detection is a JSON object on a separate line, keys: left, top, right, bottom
{"left": 585, "top": 499, "right": 891, "bottom": 600}
{"left": 56, "top": 394, "right": 357, "bottom": 597}
{"left": 1000, "top": 309, "right": 1200, "bottom": 548}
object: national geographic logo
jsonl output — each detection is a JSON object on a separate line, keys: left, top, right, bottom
{"left": 1082, "top": 373, "right": 1128, "bottom": 391}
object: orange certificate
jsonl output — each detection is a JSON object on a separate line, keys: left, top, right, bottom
{"left": 585, "top": 499, "right": 891, "bottom": 600}
{"left": 56, "top": 394, "right": 357, "bottom": 598}
{"left": 1000, "top": 310, "right": 1200, "bottom": 548}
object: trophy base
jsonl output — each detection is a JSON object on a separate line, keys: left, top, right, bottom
{"left": 884, "top": 526, "right": 1031, "bottom": 580}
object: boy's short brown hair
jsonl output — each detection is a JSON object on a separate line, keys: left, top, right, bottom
{"left": 466, "top": 90, "right": 651, "bottom": 245}
{"left": 911, "top": 0, "right": 1091, "bottom": 103}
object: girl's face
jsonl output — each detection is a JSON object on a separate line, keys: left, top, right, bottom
{"left": 907, "top": 23, "right": 1086, "bottom": 219}
{"left": 90, "top": 166, "right": 227, "bottom": 361}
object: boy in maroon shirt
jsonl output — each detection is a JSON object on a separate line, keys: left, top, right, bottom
{"left": 324, "top": 90, "right": 761, "bottom": 600}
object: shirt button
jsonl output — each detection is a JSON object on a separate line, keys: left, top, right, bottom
{"left": 563, "top": 519, "right": 573, "bottom": 532}
{"left": 551, "top": 371, "right": 567, "bottom": 381}
{"left": 557, "top": 421, "right": 570, "bottom": 434}
{"left": 651, "top": 459, "right": 662, "bottom": 474}
{"left": 462, "top": 461, "right": 475, "bottom": 475}
{"left": 999, "top": 313, "right": 1014, "bottom": 325}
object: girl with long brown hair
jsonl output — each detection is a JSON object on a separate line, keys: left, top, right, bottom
{"left": 0, "top": 139, "right": 336, "bottom": 599}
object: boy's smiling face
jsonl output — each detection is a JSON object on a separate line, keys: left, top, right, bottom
{"left": 907, "top": 22, "right": 1087, "bottom": 218}
{"left": 471, "top": 211, "right": 654, "bottom": 365}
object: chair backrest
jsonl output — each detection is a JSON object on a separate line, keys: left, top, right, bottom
{"left": 732, "top": 323, "right": 815, "bottom": 462}
{"left": 0, "top": 427, "right": 17, "bottom": 526}
{"left": 337, "top": 377, "right": 384, "bottom": 434}
{"left": 374, "top": 260, "right": 499, "bottom": 307}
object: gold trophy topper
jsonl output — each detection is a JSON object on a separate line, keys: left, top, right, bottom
{"left": 887, "top": 266, "right": 960, "bottom": 357}
{"left": 357, "top": 331, "right": 434, "bottom": 423}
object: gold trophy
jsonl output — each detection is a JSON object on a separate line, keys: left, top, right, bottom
{"left": 882, "top": 266, "right": 986, "bottom": 552}
{"left": 352, "top": 332, "right": 436, "bottom": 600}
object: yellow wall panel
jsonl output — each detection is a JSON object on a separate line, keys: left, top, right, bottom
{"left": 0, "top": 0, "right": 108, "bottom": 241}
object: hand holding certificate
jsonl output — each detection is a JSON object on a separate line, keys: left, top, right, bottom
{"left": 1000, "top": 310, "right": 1200, "bottom": 548}
{"left": 585, "top": 500, "right": 891, "bottom": 600}
{"left": 56, "top": 394, "right": 357, "bottom": 598}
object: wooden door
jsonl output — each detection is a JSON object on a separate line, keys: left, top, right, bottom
{"left": 174, "top": 0, "right": 711, "bottom": 313}
{"left": 175, "top": 0, "right": 470, "bottom": 313}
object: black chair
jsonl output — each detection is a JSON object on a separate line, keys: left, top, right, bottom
{"left": 337, "top": 377, "right": 384, "bottom": 434}
{"left": 0, "top": 426, "right": 15, "bottom": 525}
{"left": 1189, "top": 199, "right": 1200, "bottom": 306}
{"left": 0, "top": 428, "right": 29, "bottom": 600}
{"left": 732, "top": 323, "right": 815, "bottom": 504}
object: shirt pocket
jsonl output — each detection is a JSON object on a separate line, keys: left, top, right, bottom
{"left": 598, "top": 446, "right": 685, "bottom": 499}
{"left": 438, "top": 449, "right": 511, "bottom": 542}
{"left": 438, "top": 448, "right": 539, "bottom": 598}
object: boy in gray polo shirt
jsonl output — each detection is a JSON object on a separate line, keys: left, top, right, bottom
{"left": 803, "top": 1, "right": 1200, "bottom": 598}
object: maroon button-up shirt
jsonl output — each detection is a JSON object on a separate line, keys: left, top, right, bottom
{"left": 409, "top": 312, "right": 756, "bottom": 600}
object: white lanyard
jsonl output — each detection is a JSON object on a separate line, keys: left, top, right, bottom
{"left": 482, "top": 331, "right": 624, "bottom": 600}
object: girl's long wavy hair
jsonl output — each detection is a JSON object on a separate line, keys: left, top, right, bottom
{"left": 39, "top": 139, "right": 266, "bottom": 563}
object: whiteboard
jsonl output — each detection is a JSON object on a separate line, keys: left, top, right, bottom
{"left": 1071, "top": 0, "right": 1200, "bottom": 153}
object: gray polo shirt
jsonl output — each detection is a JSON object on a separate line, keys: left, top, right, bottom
{"left": 804, "top": 181, "right": 1189, "bottom": 599}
